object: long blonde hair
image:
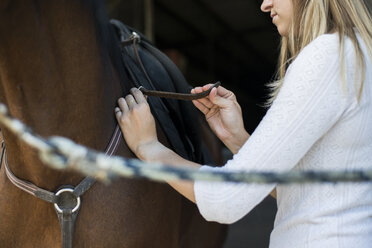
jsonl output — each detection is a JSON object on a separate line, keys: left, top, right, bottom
{"left": 267, "top": 0, "right": 372, "bottom": 105}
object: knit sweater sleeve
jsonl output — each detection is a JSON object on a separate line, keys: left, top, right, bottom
{"left": 194, "top": 34, "right": 352, "bottom": 224}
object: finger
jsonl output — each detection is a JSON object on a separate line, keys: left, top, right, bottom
{"left": 191, "top": 86, "right": 204, "bottom": 94}
{"left": 115, "top": 107, "right": 122, "bottom": 119}
{"left": 216, "top": 85, "right": 232, "bottom": 97}
{"left": 191, "top": 86, "right": 215, "bottom": 108}
{"left": 209, "top": 88, "right": 218, "bottom": 102}
{"left": 192, "top": 100, "right": 210, "bottom": 115}
{"left": 118, "top": 98, "right": 129, "bottom": 112}
{"left": 131, "top": 87, "right": 147, "bottom": 103}
{"left": 195, "top": 97, "right": 214, "bottom": 109}
{"left": 209, "top": 88, "right": 232, "bottom": 108}
{"left": 125, "top": 94, "right": 137, "bottom": 109}
{"left": 202, "top": 84, "right": 216, "bottom": 91}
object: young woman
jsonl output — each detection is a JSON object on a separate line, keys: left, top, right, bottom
{"left": 115, "top": 0, "right": 372, "bottom": 246}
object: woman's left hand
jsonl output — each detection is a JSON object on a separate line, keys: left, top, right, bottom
{"left": 115, "top": 88, "right": 158, "bottom": 156}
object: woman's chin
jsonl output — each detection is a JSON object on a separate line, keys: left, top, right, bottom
{"left": 277, "top": 26, "right": 289, "bottom": 37}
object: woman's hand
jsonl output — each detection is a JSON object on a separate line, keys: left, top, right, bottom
{"left": 115, "top": 88, "right": 158, "bottom": 158}
{"left": 115, "top": 88, "right": 200, "bottom": 203}
{"left": 191, "top": 84, "right": 249, "bottom": 154}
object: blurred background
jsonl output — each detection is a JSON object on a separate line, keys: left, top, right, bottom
{"left": 106, "top": 0, "right": 280, "bottom": 247}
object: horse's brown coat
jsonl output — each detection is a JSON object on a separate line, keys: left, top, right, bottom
{"left": 0, "top": 1, "right": 226, "bottom": 247}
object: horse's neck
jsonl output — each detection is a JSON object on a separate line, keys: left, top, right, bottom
{"left": 0, "top": 1, "right": 122, "bottom": 190}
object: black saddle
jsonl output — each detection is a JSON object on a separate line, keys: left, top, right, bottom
{"left": 110, "top": 19, "right": 215, "bottom": 165}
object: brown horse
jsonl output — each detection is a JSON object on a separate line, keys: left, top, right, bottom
{"left": 0, "top": 1, "right": 226, "bottom": 247}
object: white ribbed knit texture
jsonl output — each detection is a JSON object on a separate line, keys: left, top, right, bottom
{"left": 194, "top": 33, "right": 372, "bottom": 248}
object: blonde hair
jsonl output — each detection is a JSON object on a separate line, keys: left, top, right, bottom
{"left": 267, "top": 0, "right": 372, "bottom": 105}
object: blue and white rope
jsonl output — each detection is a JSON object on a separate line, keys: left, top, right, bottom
{"left": 1, "top": 103, "right": 372, "bottom": 184}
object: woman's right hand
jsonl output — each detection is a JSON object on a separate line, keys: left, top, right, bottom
{"left": 191, "top": 84, "right": 250, "bottom": 154}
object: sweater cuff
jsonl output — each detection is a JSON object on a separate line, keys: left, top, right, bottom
{"left": 194, "top": 165, "right": 221, "bottom": 222}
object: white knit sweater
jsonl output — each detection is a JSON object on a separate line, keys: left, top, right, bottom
{"left": 194, "top": 33, "right": 372, "bottom": 248}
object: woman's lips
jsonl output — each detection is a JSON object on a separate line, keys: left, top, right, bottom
{"left": 271, "top": 14, "right": 278, "bottom": 23}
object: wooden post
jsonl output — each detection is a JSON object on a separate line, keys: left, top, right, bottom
{"left": 144, "top": 0, "right": 154, "bottom": 42}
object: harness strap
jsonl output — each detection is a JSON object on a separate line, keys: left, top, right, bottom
{"left": 0, "top": 139, "right": 4, "bottom": 171}
{"left": 73, "top": 176, "right": 96, "bottom": 198}
{"left": 0, "top": 129, "right": 3, "bottom": 164}
{"left": 2, "top": 124, "right": 122, "bottom": 248}
{"left": 131, "top": 38, "right": 157, "bottom": 91}
{"left": 0, "top": 130, "right": 3, "bottom": 169}
{"left": 104, "top": 125, "right": 122, "bottom": 157}
{"left": 54, "top": 187, "right": 81, "bottom": 248}
{"left": 58, "top": 209, "right": 77, "bottom": 248}
{"left": 4, "top": 151, "right": 57, "bottom": 202}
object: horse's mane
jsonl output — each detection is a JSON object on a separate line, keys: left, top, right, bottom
{"left": 87, "top": 0, "right": 130, "bottom": 94}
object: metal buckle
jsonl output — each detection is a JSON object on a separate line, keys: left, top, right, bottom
{"left": 54, "top": 188, "right": 81, "bottom": 213}
{"left": 131, "top": 32, "right": 141, "bottom": 43}
{"left": 120, "top": 32, "right": 141, "bottom": 47}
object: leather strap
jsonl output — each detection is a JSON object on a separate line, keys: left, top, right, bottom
{"left": 139, "top": 81, "right": 221, "bottom": 101}
{"left": 0, "top": 139, "right": 4, "bottom": 171}
{"left": 2, "top": 124, "right": 122, "bottom": 248}
{"left": 58, "top": 209, "right": 77, "bottom": 248}
{"left": 104, "top": 125, "right": 121, "bottom": 157}
{"left": 54, "top": 188, "right": 81, "bottom": 248}
{"left": 0, "top": 130, "right": 3, "bottom": 169}
{"left": 4, "top": 151, "right": 57, "bottom": 203}
{"left": 3, "top": 125, "right": 121, "bottom": 202}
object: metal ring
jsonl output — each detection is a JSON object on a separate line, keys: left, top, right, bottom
{"left": 54, "top": 188, "right": 81, "bottom": 214}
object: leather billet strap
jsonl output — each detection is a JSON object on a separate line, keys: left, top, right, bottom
{"left": 139, "top": 81, "right": 221, "bottom": 101}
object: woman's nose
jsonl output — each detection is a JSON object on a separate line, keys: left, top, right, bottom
{"left": 261, "top": 0, "right": 273, "bottom": 12}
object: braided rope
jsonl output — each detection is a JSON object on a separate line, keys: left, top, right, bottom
{"left": 1, "top": 103, "right": 372, "bottom": 184}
